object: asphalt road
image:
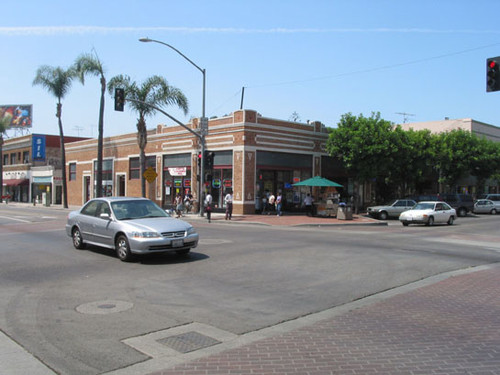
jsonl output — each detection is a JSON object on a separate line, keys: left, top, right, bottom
{"left": 1, "top": 204, "right": 499, "bottom": 374}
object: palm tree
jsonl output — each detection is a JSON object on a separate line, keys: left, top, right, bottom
{"left": 74, "top": 51, "right": 107, "bottom": 197}
{"left": 107, "top": 75, "right": 188, "bottom": 197}
{"left": 0, "top": 114, "right": 9, "bottom": 203}
{"left": 33, "top": 65, "right": 76, "bottom": 208}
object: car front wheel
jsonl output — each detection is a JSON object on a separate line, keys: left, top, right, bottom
{"left": 491, "top": 209, "right": 497, "bottom": 215}
{"left": 378, "top": 211, "right": 388, "bottom": 220}
{"left": 426, "top": 216, "right": 434, "bottom": 226}
{"left": 116, "top": 235, "right": 133, "bottom": 262}
{"left": 72, "top": 227, "right": 85, "bottom": 249}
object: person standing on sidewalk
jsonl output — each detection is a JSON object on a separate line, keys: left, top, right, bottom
{"left": 276, "top": 192, "right": 283, "bottom": 216}
{"left": 303, "top": 193, "right": 314, "bottom": 216}
{"left": 204, "top": 191, "right": 213, "bottom": 223}
{"left": 224, "top": 190, "right": 233, "bottom": 220}
{"left": 268, "top": 192, "right": 276, "bottom": 214}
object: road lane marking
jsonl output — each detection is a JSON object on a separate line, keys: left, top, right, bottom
{"left": 0, "top": 215, "right": 30, "bottom": 223}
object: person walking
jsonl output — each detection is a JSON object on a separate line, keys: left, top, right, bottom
{"left": 204, "top": 191, "right": 213, "bottom": 223}
{"left": 224, "top": 190, "right": 233, "bottom": 220}
{"left": 174, "top": 193, "right": 183, "bottom": 218}
{"left": 276, "top": 192, "right": 283, "bottom": 216}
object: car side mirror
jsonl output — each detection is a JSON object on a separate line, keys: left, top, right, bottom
{"left": 100, "top": 213, "right": 111, "bottom": 220}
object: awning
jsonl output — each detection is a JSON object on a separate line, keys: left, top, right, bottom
{"left": 2, "top": 179, "right": 29, "bottom": 187}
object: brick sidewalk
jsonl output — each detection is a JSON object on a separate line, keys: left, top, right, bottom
{"left": 149, "top": 265, "right": 500, "bottom": 375}
{"left": 188, "top": 212, "right": 384, "bottom": 227}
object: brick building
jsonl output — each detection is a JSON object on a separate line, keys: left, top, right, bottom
{"left": 1, "top": 134, "right": 89, "bottom": 203}
{"left": 65, "top": 109, "right": 331, "bottom": 214}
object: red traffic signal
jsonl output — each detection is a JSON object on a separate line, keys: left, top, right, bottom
{"left": 487, "top": 57, "right": 500, "bottom": 92}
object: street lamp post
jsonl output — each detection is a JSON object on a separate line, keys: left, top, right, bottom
{"left": 139, "top": 37, "right": 207, "bottom": 216}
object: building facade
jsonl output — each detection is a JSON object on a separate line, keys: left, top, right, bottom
{"left": 1, "top": 134, "right": 88, "bottom": 204}
{"left": 65, "top": 109, "right": 330, "bottom": 214}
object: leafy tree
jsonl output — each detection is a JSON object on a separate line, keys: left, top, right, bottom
{"left": 107, "top": 75, "right": 188, "bottom": 197}
{"left": 326, "top": 112, "right": 397, "bottom": 203}
{"left": 33, "top": 65, "right": 76, "bottom": 208}
{"left": 434, "top": 129, "right": 477, "bottom": 191}
{"left": 469, "top": 136, "right": 500, "bottom": 195}
{"left": 0, "top": 115, "right": 9, "bottom": 202}
{"left": 74, "top": 51, "right": 107, "bottom": 198}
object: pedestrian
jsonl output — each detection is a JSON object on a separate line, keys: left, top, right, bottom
{"left": 276, "top": 192, "right": 283, "bottom": 216}
{"left": 224, "top": 190, "right": 233, "bottom": 220}
{"left": 174, "top": 193, "right": 183, "bottom": 218}
{"left": 184, "top": 193, "right": 192, "bottom": 213}
{"left": 268, "top": 192, "right": 276, "bottom": 214}
{"left": 304, "top": 193, "right": 314, "bottom": 216}
{"left": 204, "top": 191, "right": 213, "bottom": 223}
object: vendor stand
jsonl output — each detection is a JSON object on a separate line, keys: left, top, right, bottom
{"left": 292, "top": 176, "right": 343, "bottom": 217}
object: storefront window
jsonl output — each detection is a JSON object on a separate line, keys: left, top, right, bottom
{"left": 94, "top": 159, "right": 114, "bottom": 197}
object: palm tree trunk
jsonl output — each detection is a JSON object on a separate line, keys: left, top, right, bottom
{"left": 137, "top": 116, "right": 147, "bottom": 197}
{"left": 96, "top": 77, "right": 106, "bottom": 197}
{"left": 57, "top": 102, "right": 69, "bottom": 208}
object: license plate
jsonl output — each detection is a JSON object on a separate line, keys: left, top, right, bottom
{"left": 172, "top": 239, "right": 184, "bottom": 248}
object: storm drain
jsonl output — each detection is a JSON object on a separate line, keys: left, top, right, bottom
{"left": 158, "top": 331, "right": 221, "bottom": 353}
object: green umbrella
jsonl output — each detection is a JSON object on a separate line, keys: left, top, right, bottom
{"left": 292, "top": 176, "right": 343, "bottom": 187}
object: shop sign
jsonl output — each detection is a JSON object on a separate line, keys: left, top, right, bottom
{"left": 184, "top": 179, "right": 191, "bottom": 188}
{"left": 223, "top": 179, "right": 232, "bottom": 188}
{"left": 168, "top": 167, "right": 187, "bottom": 176}
{"left": 212, "top": 179, "right": 221, "bottom": 189}
{"left": 174, "top": 179, "right": 182, "bottom": 187}
{"left": 32, "top": 134, "right": 46, "bottom": 162}
{"left": 293, "top": 177, "right": 301, "bottom": 184}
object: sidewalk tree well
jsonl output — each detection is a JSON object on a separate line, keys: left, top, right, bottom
{"left": 74, "top": 51, "right": 107, "bottom": 198}
{"left": 107, "top": 75, "right": 188, "bottom": 197}
{"left": 33, "top": 65, "right": 76, "bottom": 208}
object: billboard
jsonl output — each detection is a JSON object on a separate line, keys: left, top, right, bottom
{"left": 0, "top": 104, "right": 32, "bottom": 128}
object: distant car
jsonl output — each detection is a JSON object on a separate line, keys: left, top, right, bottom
{"left": 399, "top": 201, "right": 456, "bottom": 226}
{"left": 66, "top": 197, "right": 199, "bottom": 261}
{"left": 367, "top": 199, "right": 416, "bottom": 220}
{"left": 438, "top": 193, "right": 474, "bottom": 217}
{"left": 473, "top": 199, "right": 499, "bottom": 215}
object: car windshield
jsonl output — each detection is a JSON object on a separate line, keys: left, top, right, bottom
{"left": 111, "top": 200, "right": 170, "bottom": 220}
{"left": 412, "top": 202, "right": 435, "bottom": 210}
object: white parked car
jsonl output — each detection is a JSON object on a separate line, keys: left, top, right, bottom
{"left": 367, "top": 199, "right": 416, "bottom": 220}
{"left": 399, "top": 201, "right": 456, "bottom": 226}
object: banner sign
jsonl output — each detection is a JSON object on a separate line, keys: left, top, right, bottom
{"left": 32, "top": 134, "right": 46, "bottom": 161}
{"left": 168, "top": 167, "right": 187, "bottom": 176}
{"left": 0, "top": 104, "right": 33, "bottom": 128}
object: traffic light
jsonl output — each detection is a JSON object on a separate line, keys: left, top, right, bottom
{"left": 487, "top": 57, "right": 500, "bottom": 92}
{"left": 197, "top": 152, "right": 202, "bottom": 168}
{"left": 114, "top": 88, "right": 125, "bottom": 111}
{"left": 204, "top": 151, "right": 214, "bottom": 170}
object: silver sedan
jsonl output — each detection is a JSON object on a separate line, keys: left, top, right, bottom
{"left": 473, "top": 199, "right": 499, "bottom": 215}
{"left": 66, "top": 197, "right": 199, "bottom": 261}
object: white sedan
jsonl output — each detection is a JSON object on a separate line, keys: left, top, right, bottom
{"left": 399, "top": 201, "right": 456, "bottom": 226}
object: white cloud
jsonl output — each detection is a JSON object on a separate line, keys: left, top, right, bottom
{"left": 1, "top": 26, "right": 499, "bottom": 36}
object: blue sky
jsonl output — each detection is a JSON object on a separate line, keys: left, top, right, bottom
{"left": 1, "top": 0, "right": 500, "bottom": 138}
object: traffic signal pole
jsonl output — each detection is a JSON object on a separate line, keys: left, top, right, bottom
{"left": 116, "top": 96, "right": 207, "bottom": 216}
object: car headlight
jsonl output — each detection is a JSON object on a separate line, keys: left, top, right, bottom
{"left": 131, "top": 231, "right": 161, "bottom": 238}
{"left": 187, "top": 227, "right": 197, "bottom": 235}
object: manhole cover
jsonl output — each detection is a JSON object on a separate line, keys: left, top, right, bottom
{"left": 158, "top": 331, "right": 221, "bottom": 353}
{"left": 76, "top": 300, "right": 133, "bottom": 315}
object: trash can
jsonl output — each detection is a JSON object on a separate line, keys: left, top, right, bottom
{"left": 337, "top": 204, "right": 353, "bottom": 220}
